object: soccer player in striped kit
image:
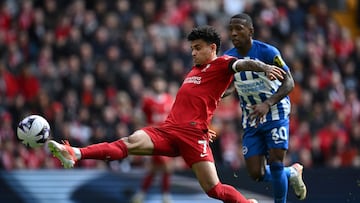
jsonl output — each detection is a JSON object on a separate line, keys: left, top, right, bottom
{"left": 224, "top": 13, "right": 307, "bottom": 203}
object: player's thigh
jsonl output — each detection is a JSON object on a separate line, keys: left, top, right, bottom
{"left": 243, "top": 127, "right": 268, "bottom": 179}
{"left": 242, "top": 127, "right": 267, "bottom": 159}
{"left": 178, "top": 128, "right": 214, "bottom": 167}
{"left": 245, "top": 155, "right": 267, "bottom": 180}
{"left": 192, "top": 161, "right": 220, "bottom": 192}
{"left": 122, "top": 129, "right": 154, "bottom": 155}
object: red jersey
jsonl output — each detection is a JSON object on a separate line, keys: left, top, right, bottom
{"left": 142, "top": 93, "right": 174, "bottom": 125}
{"left": 165, "top": 56, "right": 236, "bottom": 130}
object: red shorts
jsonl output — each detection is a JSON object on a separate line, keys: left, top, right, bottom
{"left": 142, "top": 123, "right": 214, "bottom": 167}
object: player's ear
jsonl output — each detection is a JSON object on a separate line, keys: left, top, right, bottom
{"left": 211, "top": 43, "right": 217, "bottom": 52}
{"left": 249, "top": 26, "right": 254, "bottom": 37}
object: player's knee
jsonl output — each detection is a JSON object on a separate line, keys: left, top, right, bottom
{"left": 126, "top": 130, "right": 146, "bottom": 145}
{"left": 268, "top": 149, "right": 286, "bottom": 163}
{"left": 125, "top": 130, "right": 154, "bottom": 153}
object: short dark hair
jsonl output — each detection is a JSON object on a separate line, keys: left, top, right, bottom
{"left": 230, "top": 13, "right": 253, "bottom": 28}
{"left": 187, "top": 26, "right": 221, "bottom": 54}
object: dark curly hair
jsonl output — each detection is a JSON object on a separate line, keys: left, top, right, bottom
{"left": 187, "top": 26, "right": 221, "bottom": 54}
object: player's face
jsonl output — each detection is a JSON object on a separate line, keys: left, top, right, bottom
{"left": 228, "top": 18, "right": 253, "bottom": 48}
{"left": 152, "top": 78, "right": 167, "bottom": 93}
{"left": 190, "top": 39, "right": 215, "bottom": 66}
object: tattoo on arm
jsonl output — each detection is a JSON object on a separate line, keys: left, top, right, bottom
{"left": 265, "top": 70, "right": 294, "bottom": 106}
{"left": 232, "top": 59, "right": 269, "bottom": 73}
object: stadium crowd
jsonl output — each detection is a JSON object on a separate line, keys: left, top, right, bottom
{"left": 0, "top": 0, "right": 359, "bottom": 170}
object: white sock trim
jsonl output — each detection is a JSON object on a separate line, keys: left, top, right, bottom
{"left": 73, "top": 147, "right": 81, "bottom": 160}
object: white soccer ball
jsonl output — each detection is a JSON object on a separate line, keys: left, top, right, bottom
{"left": 17, "top": 115, "right": 50, "bottom": 148}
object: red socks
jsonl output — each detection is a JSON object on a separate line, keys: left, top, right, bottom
{"left": 141, "top": 172, "right": 170, "bottom": 193}
{"left": 141, "top": 173, "right": 155, "bottom": 191}
{"left": 79, "top": 140, "right": 128, "bottom": 160}
{"left": 206, "top": 182, "right": 250, "bottom": 203}
{"left": 162, "top": 172, "right": 170, "bottom": 193}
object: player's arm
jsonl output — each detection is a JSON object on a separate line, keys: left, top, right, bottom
{"left": 248, "top": 52, "right": 295, "bottom": 125}
{"left": 263, "top": 69, "right": 294, "bottom": 107}
{"left": 263, "top": 53, "right": 295, "bottom": 107}
{"left": 231, "top": 59, "right": 285, "bottom": 81}
{"left": 221, "top": 83, "right": 235, "bottom": 98}
{"left": 248, "top": 69, "right": 294, "bottom": 126}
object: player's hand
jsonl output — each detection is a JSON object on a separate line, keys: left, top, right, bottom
{"left": 265, "top": 65, "right": 285, "bottom": 81}
{"left": 247, "top": 102, "right": 271, "bottom": 127}
{"left": 208, "top": 129, "right": 217, "bottom": 142}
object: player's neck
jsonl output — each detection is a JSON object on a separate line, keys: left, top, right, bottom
{"left": 207, "top": 55, "right": 217, "bottom": 63}
{"left": 236, "top": 39, "right": 252, "bottom": 56}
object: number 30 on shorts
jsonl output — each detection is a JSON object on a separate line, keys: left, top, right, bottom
{"left": 271, "top": 127, "right": 287, "bottom": 144}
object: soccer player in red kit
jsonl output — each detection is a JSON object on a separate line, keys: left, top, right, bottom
{"left": 48, "top": 25, "right": 285, "bottom": 203}
{"left": 132, "top": 76, "right": 175, "bottom": 203}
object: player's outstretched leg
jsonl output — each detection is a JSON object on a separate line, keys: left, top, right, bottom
{"left": 48, "top": 139, "right": 128, "bottom": 168}
{"left": 289, "top": 163, "right": 307, "bottom": 200}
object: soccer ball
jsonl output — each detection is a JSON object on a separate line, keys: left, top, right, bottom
{"left": 17, "top": 115, "right": 50, "bottom": 148}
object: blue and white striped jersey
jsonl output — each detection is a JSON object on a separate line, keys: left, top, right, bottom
{"left": 224, "top": 40, "right": 291, "bottom": 129}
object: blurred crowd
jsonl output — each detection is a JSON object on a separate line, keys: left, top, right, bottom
{"left": 0, "top": 0, "right": 359, "bottom": 170}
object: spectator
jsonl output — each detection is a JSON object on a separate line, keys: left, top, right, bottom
{"left": 0, "top": 61, "right": 19, "bottom": 101}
